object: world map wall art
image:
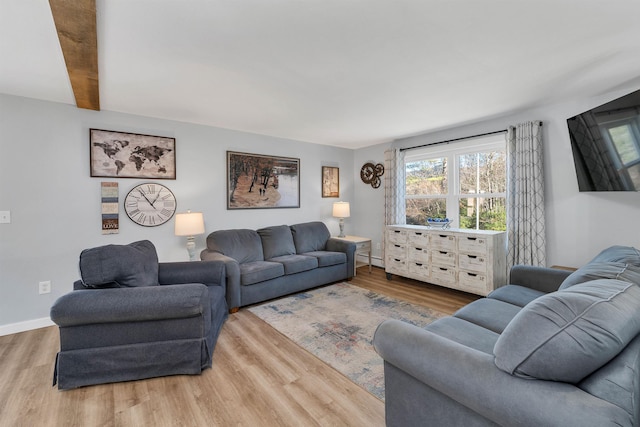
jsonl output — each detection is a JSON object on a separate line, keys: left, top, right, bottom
{"left": 90, "top": 129, "right": 176, "bottom": 179}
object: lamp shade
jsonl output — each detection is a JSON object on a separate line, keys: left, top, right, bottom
{"left": 332, "top": 201, "right": 350, "bottom": 218}
{"left": 174, "top": 211, "right": 205, "bottom": 236}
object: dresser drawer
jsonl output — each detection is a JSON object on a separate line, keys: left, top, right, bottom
{"left": 430, "top": 265, "right": 457, "bottom": 285}
{"left": 386, "top": 256, "right": 408, "bottom": 275}
{"left": 431, "top": 250, "right": 456, "bottom": 268}
{"left": 458, "top": 236, "right": 488, "bottom": 254}
{"left": 408, "top": 246, "right": 429, "bottom": 262}
{"left": 459, "top": 253, "right": 487, "bottom": 272}
{"left": 387, "top": 228, "right": 408, "bottom": 245}
{"left": 408, "top": 261, "right": 430, "bottom": 279}
{"left": 458, "top": 270, "right": 488, "bottom": 294}
{"left": 408, "top": 230, "right": 430, "bottom": 247}
{"left": 387, "top": 242, "right": 407, "bottom": 258}
{"left": 431, "top": 233, "right": 456, "bottom": 251}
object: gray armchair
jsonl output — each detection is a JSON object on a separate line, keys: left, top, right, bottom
{"left": 50, "top": 241, "right": 228, "bottom": 390}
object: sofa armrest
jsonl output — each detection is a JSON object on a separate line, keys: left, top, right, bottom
{"left": 158, "top": 260, "right": 225, "bottom": 288}
{"left": 373, "top": 319, "right": 628, "bottom": 427}
{"left": 51, "top": 283, "right": 209, "bottom": 327}
{"left": 326, "top": 238, "right": 356, "bottom": 278}
{"left": 509, "top": 265, "right": 572, "bottom": 293}
{"left": 200, "top": 250, "right": 241, "bottom": 310}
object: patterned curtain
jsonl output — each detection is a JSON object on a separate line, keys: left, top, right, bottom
{"left": 506, "top": 121, "right": 546, "bottom": 268}
{"left": 382, "top": 148, "right": 406, "bottom": 262}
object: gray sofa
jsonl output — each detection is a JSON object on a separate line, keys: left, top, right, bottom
{"left": 51, "top": 240, "right": 228, "bottom": 390}
{"left": 373, "top": 245, "right": 640, "bottom": 427}
{"left": 200, "top": 221, "right": 356, "bottom": 311}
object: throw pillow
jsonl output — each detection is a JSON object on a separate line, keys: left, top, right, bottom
{"left": 257, "top": 225, "right": 296, "bottom": 260}
{"left": 493, "top": 279, "right": 640, "bottom": 383}
{"left": 79, "top": 240, "right": 159, "bottom": 288}
{"left": 559, "top": 262, "right": 640, "bottom": 290}
{"left": 290, "top": 221, "right": 330, "bottom": 253}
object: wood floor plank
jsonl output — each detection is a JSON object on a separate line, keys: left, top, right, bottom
{"left": 0, "top": 265, "right": 475, "bottom": 426}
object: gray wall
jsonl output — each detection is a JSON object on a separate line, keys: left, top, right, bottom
{"left": 0, "top": 94, "right": 354, "bottom": 331}
{"left": 351, "top": 81, "right": 640, "bottom": 272}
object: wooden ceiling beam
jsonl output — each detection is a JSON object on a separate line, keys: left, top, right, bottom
{"left": 49, "top": 0, "right": 100, "bottom": 110}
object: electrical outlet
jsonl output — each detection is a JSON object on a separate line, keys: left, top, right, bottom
{"left": 376, "top": 242, "right": 381, "bottom": 250}
{"left": 39, "top": 281, "right": 51, "bottom": 295}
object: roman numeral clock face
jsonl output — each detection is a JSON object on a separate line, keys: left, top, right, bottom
{"left": 124, "top": 183, "right": 176, "bottom": 227}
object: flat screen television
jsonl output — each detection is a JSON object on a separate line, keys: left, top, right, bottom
{"left": 567, "top": 89, "right": 640, "bottom": 191}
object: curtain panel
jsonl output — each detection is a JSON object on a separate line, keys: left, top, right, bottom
{"left": 383, "top": 148, "right": 406, "bottom": 263}
{"left": 506, "top": 121, "right": 546, "bottom": 268}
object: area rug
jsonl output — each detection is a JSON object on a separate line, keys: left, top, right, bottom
{"left": 248, "top": 283, "right": 446, "bottom": 400}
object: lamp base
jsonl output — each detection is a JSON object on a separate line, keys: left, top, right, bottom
{"left": 338, "top": 218, "right": 345, "bottom": 238}
{"left": 186, "top": 236, "right": 197, "bottom": 261}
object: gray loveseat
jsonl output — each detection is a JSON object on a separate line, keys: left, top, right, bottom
{"left": 200, "top": 221, "right": 355, "bottom": 312}
{"left": 51, "top": 240, "right": 228, "bottom": 390}
{"left": 373, "top": 245, "right": 640, "bottom": 427}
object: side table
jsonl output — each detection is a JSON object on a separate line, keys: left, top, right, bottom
{"left": 333, "top": 235, "right": 372, "bottom": 276}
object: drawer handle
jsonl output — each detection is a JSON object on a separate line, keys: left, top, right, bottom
{"left": 415, "top": 263, "right": 423, "bottom": 266}
{"left": 467, "top": 272, "right": 478, "bottom": 277}
{"left": 467, "top": 255, "right": 477, "bottom": 259}
{"left": 415, "top": 247, "right": 422, "bottom": 251}
{"left": 439, "top": 251, "right": 447, "bottom": 254}
{"left": 394, "top": 244, "right": 400, "bottom": 248}
{"left": 415, "top": 232, "right": 422, "bottom": 236}
{"left": 394, "top": 230, "right": 401, "bottom": 234}
{"left": 439, "top": 267, "right": 448, "bottom": 271}
{"left": 467, "top": 237, "right": 477, "bottom": 241}
{"left": 439, "top": 234, "right": 446, "bottom": 238}
{"left": 394, "top": 258, "right": 401, "bottom": 262}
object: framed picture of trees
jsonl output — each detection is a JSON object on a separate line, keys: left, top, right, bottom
{"left": 227, "top": 151, "right": 300, "bottom": 209}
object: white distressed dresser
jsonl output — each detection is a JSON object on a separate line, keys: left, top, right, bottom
{"left": 385, "top": 225, "right": 507, "bottom": 296}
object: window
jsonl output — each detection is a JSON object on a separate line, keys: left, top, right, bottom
{"left": 405, "top": 135, "right": 507, "bottom": 231}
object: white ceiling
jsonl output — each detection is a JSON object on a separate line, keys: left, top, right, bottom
{"left": 2, "top": 0, "right": 640, "bottom": 149}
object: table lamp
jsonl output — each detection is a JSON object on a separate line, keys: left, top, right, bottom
{"left": 332, "top": 201, "right": 350, "bottom": 238}
{"left": 174, "top": 210, "right": 205, "bottom": 261}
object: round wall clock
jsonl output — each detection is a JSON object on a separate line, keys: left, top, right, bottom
{"left": 124, "top": 183, "right": 176, "bottom": 227}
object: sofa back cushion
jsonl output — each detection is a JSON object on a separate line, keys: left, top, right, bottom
{"left": 559, "top": 262, "right": 640, "bottom": 290}
{"left": 206, "top": 229, "right": 264, "bottom": 263}
{"left": 494, "top": 279, "right": 640, "bottom": 383}
{"left": 257, "top": 225, "right": 296, "bottom": 260}
{"left": 79, "top": 240, "right": 159, "bottom": 288}
{"left": 589, "top": 245, "right": 640, "bottom": 267}
{"left": 290, "top": 221, "right": 330, "bottom": 253}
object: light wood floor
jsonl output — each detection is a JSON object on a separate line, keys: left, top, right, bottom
{"left": 0, "top": 267, "right": 478, "bottom": 427}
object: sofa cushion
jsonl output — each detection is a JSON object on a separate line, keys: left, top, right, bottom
{"left": 206, "top": 229, "right": 264, "bottom": 263}
{"left": 79, "top": 240, "right": 159, "bottom": 288}
{"left": 453, "top": 298, "right": 522, "bottom": 334}
{"left": 257, "top": 225, "right": 297, "bottom": 260}
{"left": 559, "top": 262, "right": 640, "bottom": 290}
{"left": 290, "top": 221, "right": 330, "bottom": 253}
{"left": 302, "top": 251, "right": 346, "bottom": 267}
{"left": 425, "top": 316, "right": 500, "bottom": 355}
{"left": 494, "top": 279, "right": 640, "bottom": 383}
{"left": 487, "top": 285, "right": 546, "bottom": 307}
{"left": 589, "top": 245, "right": 640, "bottom": 267}
{"left": 239, "top": 261, "right": 284, "bottom": 286}
{"left": 268, "top": 254, "right": 318, "bottom": 275}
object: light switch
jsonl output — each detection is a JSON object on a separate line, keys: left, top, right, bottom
{"left": 0, "top": 211, "right": 11, "bottom": 224}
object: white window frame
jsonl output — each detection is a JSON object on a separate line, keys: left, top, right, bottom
{"left": 404, "top": 134, "right": 506, "bottom": 230}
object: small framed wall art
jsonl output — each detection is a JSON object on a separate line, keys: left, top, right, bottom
{"left": 322, "top": 166, "right": 339, "bottom": 198}
{"left": 90, "top": 129, "right": 176, "bottom": 179}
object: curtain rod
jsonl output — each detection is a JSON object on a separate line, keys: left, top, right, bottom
{"left": 399, "top": 129, "right": 507, "bottom": 152}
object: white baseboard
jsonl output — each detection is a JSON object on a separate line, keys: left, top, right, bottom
{"left": 356, "top": 254, "right": 384, "bottom": 268}
{"left": 0, "top": 317, "right": 55, "bottom": 337}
